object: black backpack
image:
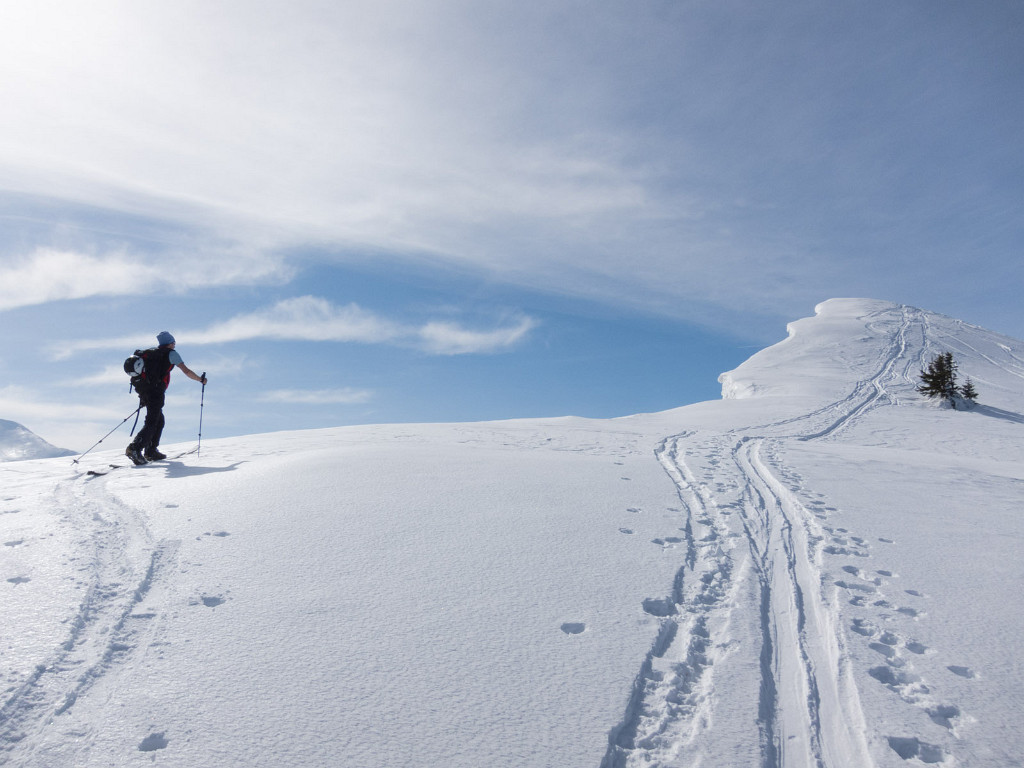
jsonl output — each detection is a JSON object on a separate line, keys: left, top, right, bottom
{"left": 124, "top": 347, "right": 174, "bottom": 393}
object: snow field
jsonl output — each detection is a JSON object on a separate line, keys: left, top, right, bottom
{"left": 4, "top": 422, "right": 700, "bottom": 767}
{"left": 2, "top": 298, "right": 1023, "bottom": 767}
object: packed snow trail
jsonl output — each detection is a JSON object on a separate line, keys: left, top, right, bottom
{"left": 602, "top": 432, "right": 876, "bottom": 768}
{"left": 604, "top": 303, "right": 924, "bottom": 768}
{"left": 0, "top": 470, "right": 176, "bottom": 765}
{"left": 735, "top": 437, "right": 872, "bottom": 768}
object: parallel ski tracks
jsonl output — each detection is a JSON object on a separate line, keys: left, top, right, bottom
{"left": 0, "top": 473, "right": 175, "bottom": 765}
{"left": 604, "top": 307, "right": 923, "bottom": 767}
{"left": 734, "top": 437, "right": 872, "bottom": 768}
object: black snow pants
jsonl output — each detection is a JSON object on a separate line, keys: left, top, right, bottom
{"left": 130, "top": 385, "right": 166, "bottom": 453}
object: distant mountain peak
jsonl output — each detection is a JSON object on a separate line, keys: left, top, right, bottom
{"left": 0, "top": 419, "right": 75, "bottom": 462}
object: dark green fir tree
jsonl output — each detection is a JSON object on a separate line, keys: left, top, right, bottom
{"left": 959, "top": 377, "right": 979, "bottom": 403}
{"left": 917, "top": 352, "right": 959, "bottom": 406}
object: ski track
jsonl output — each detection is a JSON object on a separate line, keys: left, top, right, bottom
{"left": 602, "top": 305, "right": 981, "bottom": 767}
{"left": 601, "top": 432, "right": 743, "bottom": 768}
{"left": 0, "top": 470, "right": 177, "bottom": 766}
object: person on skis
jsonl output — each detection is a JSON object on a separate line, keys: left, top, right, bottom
{"left": 126, "top": 331, "right": 207, "bottom": 465}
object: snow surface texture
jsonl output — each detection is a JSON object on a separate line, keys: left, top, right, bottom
{"left": 0, "top": 421, "right": 74, "bottom": 463}
{"left": 1, "top": 298, "right": 1022, "bottom": 767}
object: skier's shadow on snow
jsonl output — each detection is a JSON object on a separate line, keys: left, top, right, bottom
{"left": 970, "top": 404, "right": 1024, "bottom": 425}
{"left": 163, "top": 460, "right": 245, "bottom": 478}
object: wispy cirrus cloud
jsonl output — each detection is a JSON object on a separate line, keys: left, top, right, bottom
{"left": 1, "top": 1, "right": 1018, "bottom": 336}
{"left": 258, "top": 388, "right": 374, "bottom": 406}
{"left": 0, "top": 0, "right": 823, "bottom": 327}
{"left": 0, "top": 247, "right": 289, "bottom": 312}
{"left": 63, "top": 296, "right": 537, "bottom": 357}
{"left": 417, "top": 319, "right": 536, "bottom": 356}
{"left": 187, "top": 297, "right": 404, "bottom": 346}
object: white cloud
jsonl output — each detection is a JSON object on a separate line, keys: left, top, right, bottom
{"left": 0, "top": 1, "right": 1015, "bottom": 332}
{"left": 0, "top": 385, "right": 130, "bottom": 452}
{"left": 63, "top": 296, "right": 537, "bottom": 356}
{"left": 187, "top": 297, "right": 404, "bottom": 346}
{"left": 258, "top": 388, "right": 374, "bottom": 406}
{"left": 0, "top": 385, "right": 119, "bottom": 423}
{"left": 0, "top": 249, "right": 156, "bottom": 311}
{"left": 417, "top": 318, "right": 537, "bottom": 356}
{"left": 0, "top": 2, "right": 707, "bottom": 313}
{"left": 0, "top": 247, "right": 290, "bottom": 312}
{"left": 75, "top": 365, "right": 128, "bottom": 387}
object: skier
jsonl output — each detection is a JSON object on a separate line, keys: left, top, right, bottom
{"left": 126, "top": 331, "right": 207, "bottom": 465}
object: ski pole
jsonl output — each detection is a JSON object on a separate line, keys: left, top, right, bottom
{"left": 197, "top": 373, "right": 206, "bottom": 458}
{"left": 72, "top": 407, "right": 142, "bottom": 465}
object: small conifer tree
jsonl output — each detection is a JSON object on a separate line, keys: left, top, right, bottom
{"left": 917, "top": 352, "right": 959, "bottom": 406}
{"left": 959, "top": 378, "right": 979, "bottom": 403}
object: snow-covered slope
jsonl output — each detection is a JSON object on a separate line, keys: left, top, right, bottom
{"left": 0, "top": 420, "right": 74, "bottom": 462}
{"left": 1, "top": 299, "right": 1022, "bottom": 768}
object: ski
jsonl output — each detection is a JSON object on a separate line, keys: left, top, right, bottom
{"left": 82, "top": 447, "right": 199, "bottom": 477}
{"left": 86, "top": 464, "right": 123, "bottom": 476}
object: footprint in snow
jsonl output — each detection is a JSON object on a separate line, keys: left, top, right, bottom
{"left": 825, "top": 544, "right": 870, "bottom": 558}
{"left": 834, "top": 580, "right": 877, "bottom": 594}
{"left": 619, "top": 528, "right": 634, "bottom": 535}
{"left": 193, "top": 594, "right": 227, "bottom": 608}
{"left": 868, "top": 665, "right": 927, "bottom": 694}
{"left": 642, "top": 597, "right": 676, "bottom": 617}
{"left": 870, "top": 642, "right": 898, "bottom": 660}
{"left": 948, "top": 665, "right": 976, "bottom": 679}
{"left": 840, "top": 566, "right": 883, "bottom": 586}
{"left": 560, "top": 622, "right": 586, "bottom": 635}
{"left": 927, "top": 704, "right": 962, "bottom": 730}
{"left": 138, "top": 732, "right": 169, "bottom": 752}
{"left": 887, "top": 736, "right": 947, "bottom": 764}
{"left": 851, "top": 618, "right": 878, "bottom": 637}
{"left": 7, "top": 576, "right": 30, "bottom": 585}
{"left": 652, "top": 537, "right": 682, "bottom": 548}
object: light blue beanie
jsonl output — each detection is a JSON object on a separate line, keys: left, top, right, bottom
{"left": 157, "top": 331, "right": 175, "bottom": 346}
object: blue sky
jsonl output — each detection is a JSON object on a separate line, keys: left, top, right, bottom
{"left": 0, "top": 1, "right": 1021, "bottom": 452}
